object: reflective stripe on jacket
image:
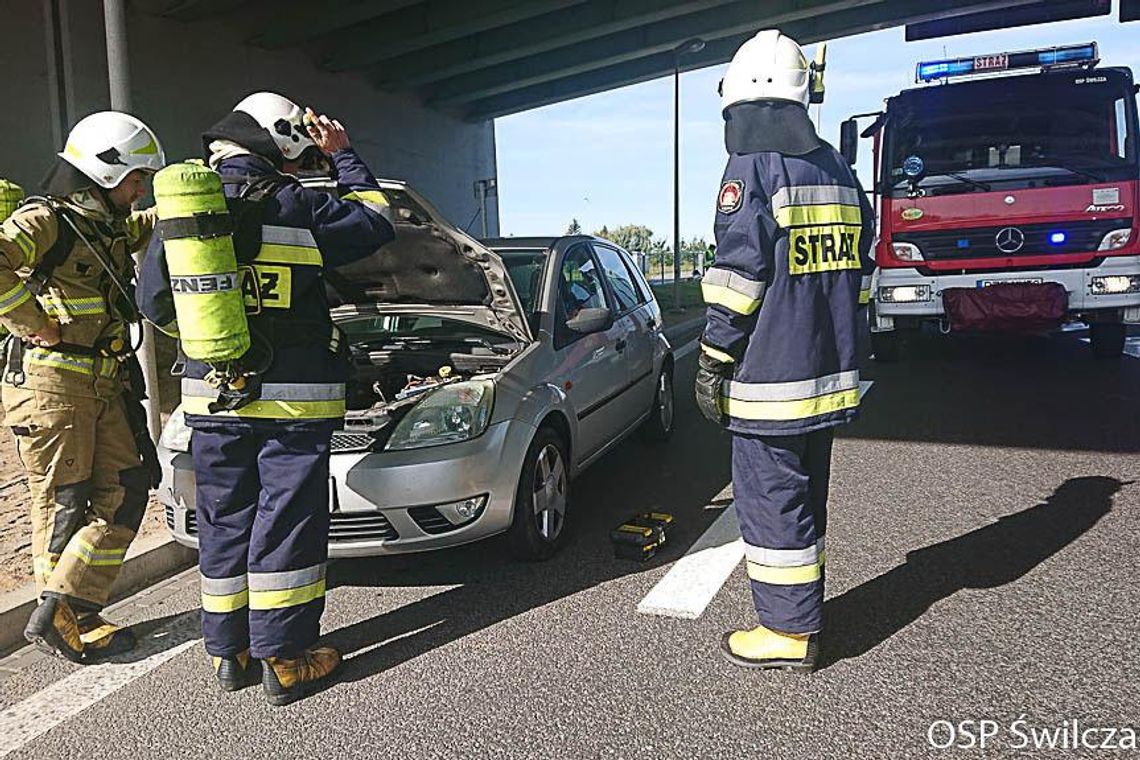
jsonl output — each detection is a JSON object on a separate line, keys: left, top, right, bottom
{"left": 701, "top": 143, "right": 876, "bottom": 435}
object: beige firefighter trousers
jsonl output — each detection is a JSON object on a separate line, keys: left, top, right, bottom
{"left": 2, "top": 385, "right": 148, "bottom": 611}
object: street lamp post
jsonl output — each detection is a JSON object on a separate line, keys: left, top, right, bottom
{"left": 673, "top": 38, "right": 705, "bottom": 311}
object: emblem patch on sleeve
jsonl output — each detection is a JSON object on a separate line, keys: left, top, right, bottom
{"left": 718, "top": 180, "right": 744, "bottom": 214}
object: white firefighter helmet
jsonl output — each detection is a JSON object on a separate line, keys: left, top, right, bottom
{"left": 720, "top": 30, "right": 819, "bottom": 111}
{"left": 233, "top": 91, "right": 315, "bottom": 161}
{"left": 59, "top": 112, "right": 165, "bottom": 189}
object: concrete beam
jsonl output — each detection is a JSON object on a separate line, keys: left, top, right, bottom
{"left": 131, "top": 0, "right": 250, "bottom": 20}
{"left": 463, "top": 0, "right": 1042, "bottom": 120}
{"left": 427, "top": 0, "right": 882, "bottom": 107}
{"left": 370, "top": 0, "right": 743, "bottom": 89}
{"left": 321, "top": 0, "right": 582, "bottom": 73}
{"left": 249, "top": 0, "right": 423, "bottom": 49}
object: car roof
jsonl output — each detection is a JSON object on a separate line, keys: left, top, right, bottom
{"left": 481, "top": 237, "right": 559, "bottom": 251}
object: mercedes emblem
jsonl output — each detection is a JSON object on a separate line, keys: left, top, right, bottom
{"left": 995, "top": 227, "right": 1025, "bottom": 254}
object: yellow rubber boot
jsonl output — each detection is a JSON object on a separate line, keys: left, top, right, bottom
{"left": 262, "top": 646, "right": 342, "bottom": 707}
{"left": 24, "top": 598, "right": 84, "bottom": 663}
{"left": 78, "top": 614, "right": 137, "bottom": 660}
{"left": 720, "top": 624, "right": 818, "bottom": 672}
{"left": 212, "top": 649, "right": 261, "bottom": 692}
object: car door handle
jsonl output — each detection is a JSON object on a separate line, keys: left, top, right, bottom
{"left": 615, "top": 339, "right": 627, "bottom": 352}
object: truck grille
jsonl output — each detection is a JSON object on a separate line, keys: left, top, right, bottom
{"left": 895, "top": 219, "right": 1127, "bottom": 261}
{"left": 184, "top": 509, "right": 399, "bottom": 543}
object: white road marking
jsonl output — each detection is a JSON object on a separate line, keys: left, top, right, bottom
{"left": 637, "top": 508, "right": 744, "bottom": 620}
{"left": 674, "top": 337, "right": 699, "bottom": 360}
{"left": 0, "top": 613, "right": 201, "bottom": 758}
{"left": 1078, "top": 336, "right": 1140, "bottom": 358}
{"left": 637, "top": 379, "right": 875, "bottom": 620}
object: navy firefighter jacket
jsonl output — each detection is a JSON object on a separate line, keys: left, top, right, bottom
{"left": 701, "top": 142, "right": 876, "bottom": 436}
{"left": 137, "top": 149, "right": 395, "bottom": 425}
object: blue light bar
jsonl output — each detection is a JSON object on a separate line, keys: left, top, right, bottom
{"left": 1050, "top": 231, "right": 1067, "bottom": 245}
{"left": 916, "top": 42, "right": 1098, "bottom": 83}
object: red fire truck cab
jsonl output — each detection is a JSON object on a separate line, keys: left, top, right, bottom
{"left": 843, "top": 43, "right": 1140, "bottom": 360}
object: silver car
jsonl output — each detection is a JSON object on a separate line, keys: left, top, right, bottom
{"left": 158, "top": 182, "right": 675, "bottom": 560}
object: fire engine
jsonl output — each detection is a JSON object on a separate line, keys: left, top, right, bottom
{"left": 842, "top": 43, "right": 1140, "bottom": 360}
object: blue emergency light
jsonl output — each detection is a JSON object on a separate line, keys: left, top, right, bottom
{"left": 916, "top": 43, "right": 1098, "bottom": 83}
{"left": 1050, "top": 231, "right": 1067, "bottom": 245}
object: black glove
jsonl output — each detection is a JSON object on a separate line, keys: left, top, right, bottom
{"left": 694, "top": 351, "right": 732, "bottom": 426}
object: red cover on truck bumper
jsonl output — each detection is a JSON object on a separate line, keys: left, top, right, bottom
{"left": 942, "top": 282, "right": 1068, "bottom": 332}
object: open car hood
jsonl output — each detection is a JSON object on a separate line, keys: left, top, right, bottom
{"left": 325, "top": 180, "right": 531, "bottom": 342}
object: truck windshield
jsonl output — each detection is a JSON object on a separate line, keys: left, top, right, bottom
{"left": 886, "top": 72, "right": 1137, "bottom": 197}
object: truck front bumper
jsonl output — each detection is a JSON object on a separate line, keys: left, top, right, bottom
{"left": 872, "top": 256, "right": 1140, "bottom": 331}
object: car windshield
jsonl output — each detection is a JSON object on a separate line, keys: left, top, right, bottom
{"left": 339, "top": 314, "right": 508, "bottom": 346}
{"left": 497, "top": 249, "right": 548, "bottom": 317}
{"left": 886, "top": 73, "right": 1137, "bottom": 196}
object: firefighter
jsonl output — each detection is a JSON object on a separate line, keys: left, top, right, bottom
{"left": 137, "top": 92, "right": 394, "bottom": 706}
{"left": 695, "top": 30, "right": 875, "bottom": 672}
{"left": 0, "top": 112, "right": 165, "bottom": 662}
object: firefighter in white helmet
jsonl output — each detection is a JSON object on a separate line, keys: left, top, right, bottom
{"left": 0, "top": 112, "right": 165, "bottom": 663}
{"left": 138, "top": 91, "right": 394, "bottom": 705}
{"left": 696, "top": 31, "right": 876, "bottom": 671}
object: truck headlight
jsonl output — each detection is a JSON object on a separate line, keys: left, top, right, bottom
{"left": 1091, "top": 275, "right": 1140, "bottom": 295}
{"left": 892, "top": 242, "right": 924, "bottom": 262}
{"left": 1097, "top": 228, "right": 1132, "bottom": 251}
{"left": 159, "top": 407, "right": 192, "bottom": 453}
{"left": 878, "top": 284, "right": 932, "bottom": 303}
{"left": 386, "top": 380, "right": 494, "bottom": 451}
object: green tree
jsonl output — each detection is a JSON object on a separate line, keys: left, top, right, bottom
{"left": 566, "top": 218, "right": 582, "bottom": 235}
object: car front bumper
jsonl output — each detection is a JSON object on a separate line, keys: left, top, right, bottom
{"left": 157, "top": 419, "right": 535, "bottom": 557}
{"left": 873, "top": 255, "right": 1140, "bottom": 329}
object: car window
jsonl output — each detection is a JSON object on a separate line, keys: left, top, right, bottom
{"left": 592, "top": 244, "right": 642, "bottom": 313}
{"left": 592, "top": 243, "right": 647, "bottom": 309}
{"left": 498, "top": 250, "right": 547, "bottom": 317}
{"left": 559, "top": 245, "right": 608, "bottom": 319}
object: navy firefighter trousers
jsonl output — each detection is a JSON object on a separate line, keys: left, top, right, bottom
{"left": 733, "top": 428, "right": 833, "bottom": 634}
{"left": 192, "top": 420, "right": 334, "bottom": 659}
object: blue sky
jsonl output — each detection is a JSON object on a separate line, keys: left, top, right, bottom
{"left": 495, "top": 4, "right": 1140, "bottom": 245}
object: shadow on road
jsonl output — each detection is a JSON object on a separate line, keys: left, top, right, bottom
{"left": 848, "top": 330, "right": 1140, "bottom": 453}
{"left": 819, "top": 475, "right": 1128, "bottom": 669}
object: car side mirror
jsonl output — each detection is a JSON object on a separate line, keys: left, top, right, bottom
{"left": 840, "top": 119, "right": 859, "bottom": 166}
{"left": 566, "top": 307, "right": 613, "bottom": 335}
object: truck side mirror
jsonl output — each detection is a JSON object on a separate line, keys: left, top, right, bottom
{"left": 840, "top": 119, "right": 859, "bottom": 166}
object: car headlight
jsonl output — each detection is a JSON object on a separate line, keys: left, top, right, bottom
{"left": 385, "top": 380, "right": 495, "bottom": 451}
{"left": 1097, "top": 228, "right": 1132, "bottom": 251}
{"left": 892, "top": 242, "right": 924, "bottom": 262}
{"left": 159, "top": 406, "right": 192, "bottom": 453}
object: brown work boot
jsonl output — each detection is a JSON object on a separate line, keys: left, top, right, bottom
{"left": 212, "top": 650, "right": 261, "bottom": 692}
{"left": 77, "top": 613, "right": 137, "bottom": 660}
{"left": 24, "top": 597, "right": 84, "bottom": 663}
{"left": 262, "top": 646, "right": 342, "bottom": 707}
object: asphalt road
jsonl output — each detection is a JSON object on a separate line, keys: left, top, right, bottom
{"left": 2, "top": 325, "right": 1137, "bottom": 760}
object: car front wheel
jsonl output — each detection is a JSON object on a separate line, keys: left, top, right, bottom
{"left": 509, "top": 427, "right": 570, "bottom": 561}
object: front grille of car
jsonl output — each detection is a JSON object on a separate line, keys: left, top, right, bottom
{"left": 331, "top": 431, "right": 377, "bottom": 453}
{"left": 164, "top": 504, "right": 175, "bottom": 531}
{"left": 183, "top": 509, "right": 399, "bottom": 543}
{"left": 328, "top": 511, "right": 399, "bottom": 542}
{"left": 407, "top": 506, "right": 454, "bottom": 535}
{"left": 894, "top": 219, "right": 1126, "bottom": 261}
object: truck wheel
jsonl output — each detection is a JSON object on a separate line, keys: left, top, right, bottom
{"left": 509, "top": 427, "right": 569, "bottom": 561}
{"left": 1089, "top": 323, "right": 1126, "bottom": 359}
{"left": 871, "top": 331, "right": 903, "bottom": 362}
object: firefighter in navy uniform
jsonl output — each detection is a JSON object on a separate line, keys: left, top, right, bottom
{"left": 695, "top": 31, "right": 875, "bottom": 671}
{"left": 137, "top": 92, "right": 394, "bottom": 705}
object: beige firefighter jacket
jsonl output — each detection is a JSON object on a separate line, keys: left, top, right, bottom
{"left": 0, "top": 191, "right": 154, "bottom": 398}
